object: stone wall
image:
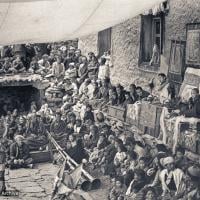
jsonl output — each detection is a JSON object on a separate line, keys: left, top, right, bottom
{"left": 110, "top": 17, "right": 141, "bottom": 87}
{"left": 78, "top": 34, "right": 98, "bottom": 56}
{"left": 78, "top": 0, "right": 200, "bottom": 90}
{"left": 164, "top": 0, "right": 200, "bottom": 62}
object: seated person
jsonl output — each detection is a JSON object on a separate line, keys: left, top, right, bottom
{"left": 114, "top": 144, "right": 127, "bottom": 168}
{"left": 109, "top": 177, "right": 125, "bottom": 200}
{"left": 64, "top": 62, "right": 77, "bottom": 79}
{"left": 116, "top": 84, "right": 125, "bottom": 105}
{"left": 50, "top": 109, "right": 68, "bottom": 147}
{"left": 129, "top": 84, "right": 137, "bottom": 103}
{"left": 150, "top": 73, "right": 175, "bottom": 104}
{"left": 79, "top": 78, "right": 91, "bottom": 96}
{"left": 159, "top": 156, "right": 185, "bottom": 198}
{"left": 135, "top": 86, "right": 150, "bottom": 102}
{"left": 8, "top": 135, "right": 33, "bottom": 169}
{"left": 174, "top": 146, "right": 190, "bottom": 172}
{"left": 2, "top": 57, "right": 12, "bottom": 74}
{"left": 172, "top": 88, "right": 200, "bottom": 154}
{"left": 126, "top": 169, "right": 146, "bottom": 198}
{"left": 62, "top": 78, "right": 74, "bottom": 96}
{"left": 25, "top": 113, "right": 48, "bottom": 151}
{"left": 99, "top": 80, "right": 109, "bottom": 103}
{"left": 122, "top": 92, "right": 134, "bottom": 108}
{"left": 28, "top": 57, "right": 40, "bottom": 74}
{"left": 108, "top": 87, "right": 118, "bottom": 106}
{"left": 184, "top": 166, "right": 200, "bottom": 200}
{"left": 181, "top": 88, "right": 200, "bottom": 118}
{"left": 83, "top": 104, "right": 94, "bottom": 123}
{"left": 10, "top": 56, "right": 26, "bottom": 73}
{"left": 70, "top": 138, "right": 88, "bottom": 164}
{"left": 38, "top": 54, "right": 51, "bottom": 73}
{"left": 142, "top": 187, "right": 158, "bottom": 200}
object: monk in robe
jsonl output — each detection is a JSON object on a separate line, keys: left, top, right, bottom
{"left": 50, "top": 109, "right": 68, "bottom": 148}
{"left": 25, "top": 112, "right": 48, "bottom": 151}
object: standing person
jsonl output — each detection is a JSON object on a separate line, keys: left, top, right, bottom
{"left": 77, "top": 56, "right": 88, "bottom": 84}
{"left": 52, "top": 55, "right": 65, "bottom": 81}
{"left": 98, "top": 57, "right": 110, "bottom": 81}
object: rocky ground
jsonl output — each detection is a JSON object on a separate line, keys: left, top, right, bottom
{"left": 2, "top": 163, "right": 110, "bottom": 200}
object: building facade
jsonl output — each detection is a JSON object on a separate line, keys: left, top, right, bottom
{"left": 78, "top": 0, "right": 200, "bottom": 90}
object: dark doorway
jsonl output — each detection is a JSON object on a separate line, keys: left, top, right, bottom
{"left": 0, "top": 85, "right": 40, "bottom": 116}
{"left": 98, "top": 28, "right": 112, "bottom": 57}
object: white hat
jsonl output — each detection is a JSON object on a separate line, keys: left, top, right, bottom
{"left": 14, "top": 135, "right": 24, "bottom": 141}
{"left": 160, "top": 156, "right": 174, "bottom": 166}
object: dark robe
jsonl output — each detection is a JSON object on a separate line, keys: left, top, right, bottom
{"left": 25, "top": 119, "right": 48, "bottom": 150}
{"left": 50, "top": 119, "right": 68, "bottom": 147}
{"left": 183, "top": 95, "right": 200, "bottom": 118}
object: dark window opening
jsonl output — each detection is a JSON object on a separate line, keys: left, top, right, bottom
{"left": 139, "top": 14, "right": 164, "bottom": 68}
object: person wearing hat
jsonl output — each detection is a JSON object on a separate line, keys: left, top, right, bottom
{"left": 159, "top": 156, "right": 185, "bottom": 198}
{"left": 8, "top": 135, "right": 33, "bottom": 169}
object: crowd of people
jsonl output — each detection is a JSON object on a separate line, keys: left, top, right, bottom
{"left": 0, "top": 43, "right": 200, "bottom": 200}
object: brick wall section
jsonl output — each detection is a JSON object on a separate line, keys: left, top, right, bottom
{"left": 78, "top": 0, "right": 200, "bottom": 90}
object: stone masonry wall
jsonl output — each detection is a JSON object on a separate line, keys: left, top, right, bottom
{"left": 78, "top": 34, "right": 98, "bottom": 56}
{"left": 110, "top": 16, "right": 141, "bottom": 87}
{"left": 164, "top": 0, "right": 200, "bottom": 62}
{"left": 78, "top": 0, "right": 200, "bottom": 90}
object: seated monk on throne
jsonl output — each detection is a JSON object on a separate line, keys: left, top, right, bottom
{"left": 50, "top": 109, "right": 68, "bottom": 147}
{"left": 172, "top": 88, "right": 200, "bottom": 154}
{"left": 25, "top": 112, "right": 48, "bottom": 151}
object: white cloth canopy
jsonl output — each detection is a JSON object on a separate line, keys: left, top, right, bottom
{"left": 0, "top": 0, "right": 164, "bottom": 45}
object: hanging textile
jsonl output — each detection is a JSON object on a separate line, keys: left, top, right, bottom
{"left": 0, "top": 0, "right": 165, "bottom": 45}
